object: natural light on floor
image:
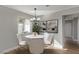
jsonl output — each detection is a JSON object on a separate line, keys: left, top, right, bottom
{"left": 53, "top": 40, "right": 63, "bottom": 49}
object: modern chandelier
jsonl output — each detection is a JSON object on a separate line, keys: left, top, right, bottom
{"left": 34, "top": 8, "right": 37, "bottom": 20}
{"left": 31, "top": 8, "right": 40, "bottom": 21}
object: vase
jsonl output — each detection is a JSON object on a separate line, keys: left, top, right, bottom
{"left": 33, "top": 32, "right": 38, "bottom": 36}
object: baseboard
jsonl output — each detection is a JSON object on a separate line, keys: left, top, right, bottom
{"left": 0, "top": 46, "right": 18, "bottom": 54}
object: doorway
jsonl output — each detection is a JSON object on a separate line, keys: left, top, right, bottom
{"left": 63, "top": 15, "right": 79, "bottom": 49}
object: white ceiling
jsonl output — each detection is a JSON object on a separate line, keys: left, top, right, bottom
{"left": 4, "top": 5, "right": 79, "bottom": 16}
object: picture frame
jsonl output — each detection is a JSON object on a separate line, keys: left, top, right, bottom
{"left": 39, "top": 21, "right": 47, "bottom": 32}
{"left": 47, "top": 19, "right": 58, "bottom": 33}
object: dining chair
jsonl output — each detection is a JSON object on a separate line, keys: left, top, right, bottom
{"left": 28, "top": 38, "right": 44, "bottom": 54}
{"left": 17, "top": 33, "right": 28, "bottom": 48}
{"left": 44, "top": 33, "right": 54, "bottom": 48}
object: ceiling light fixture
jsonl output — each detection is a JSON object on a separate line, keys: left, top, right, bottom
{"left": 46, "top": 5, "right": 50, "bottom": 7}
{"left": 31, "top": 8, "right": 40, "bottom": 21}
{"left": 34, "top": 8, "right": 37, "bottom": 20}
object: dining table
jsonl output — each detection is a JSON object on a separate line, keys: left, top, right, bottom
{"left": 24, "top": 34, "right": 44, "bottom": 54}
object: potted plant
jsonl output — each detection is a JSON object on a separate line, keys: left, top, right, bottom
{"left": 32, "top": 20, "right": 41, "bottom": 35}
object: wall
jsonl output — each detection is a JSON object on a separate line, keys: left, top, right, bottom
{"left": 72, "top": 18, "right": 78, "bottom": 40}
{"left": 77, "top": 17, "right": 79, "bottom": 44}
{"left": 0, "top": 6, "right": 33, "bottom": 53}
{"left": 42, "top": 7, "right": 79, "bottom": 48}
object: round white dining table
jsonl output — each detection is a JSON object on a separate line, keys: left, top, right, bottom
{"left": 25, "top": 35, "right": 44, "bottom": 39}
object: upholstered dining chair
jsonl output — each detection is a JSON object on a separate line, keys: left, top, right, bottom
{"left": 17, "top": 33, "right": 28, "bottom": 48}
{"left": 44, "top": 33, "right": 54, "bottom": 48}
{"left": 28, "top": 38, "right": 44, "bottom": 54}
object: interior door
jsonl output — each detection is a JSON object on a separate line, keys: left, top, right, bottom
{"left": 64, "top": 22, "right": 72, "bottom": 37}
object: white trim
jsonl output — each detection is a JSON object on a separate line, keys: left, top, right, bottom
{"left": 0, "top": 46, "right": 18, "bottom": 54}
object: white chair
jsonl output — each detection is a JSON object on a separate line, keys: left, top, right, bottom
{"left": 44, "top": 33, "right": 54, "bottom": 48}
{"left": 17, "top": 33, "right": 28, "bottom": 48}
{"left": 28, "top": 38, "right": 44, "bottom": 54}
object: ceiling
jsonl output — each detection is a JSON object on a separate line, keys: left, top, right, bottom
{"left": 4, "top": 5, "right": 79, "bottom": 16}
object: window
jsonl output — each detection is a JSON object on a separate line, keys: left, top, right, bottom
{"left": 18, "top": 23, "right": 23, "bottom": 34}
{"left": 24, "top": 19, "right": 31, "bottom": 33}
{"left": 18, "top": 18, "right": 31, "bottom": 34}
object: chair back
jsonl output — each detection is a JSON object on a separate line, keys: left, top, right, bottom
{"left": 17, "top": 33, "right": 22, "bottom": 42}
{"left": 48, "top": 34, "right": 54, "bottom": 44}
{"left": 28, "top": 38, "right": 44, "bottom": 54}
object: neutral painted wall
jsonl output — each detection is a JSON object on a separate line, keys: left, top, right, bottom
{"left": 0, "top": 6, "right": 33, "bottom": 53}
{"left": 42, "top": 7, "right": 79, "bottom": 48}
{"left": 77, "top": 17, "right": 79, "bottom": 44}
{"left": 72, "top": 18, "right": 78, "bottom": 40}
